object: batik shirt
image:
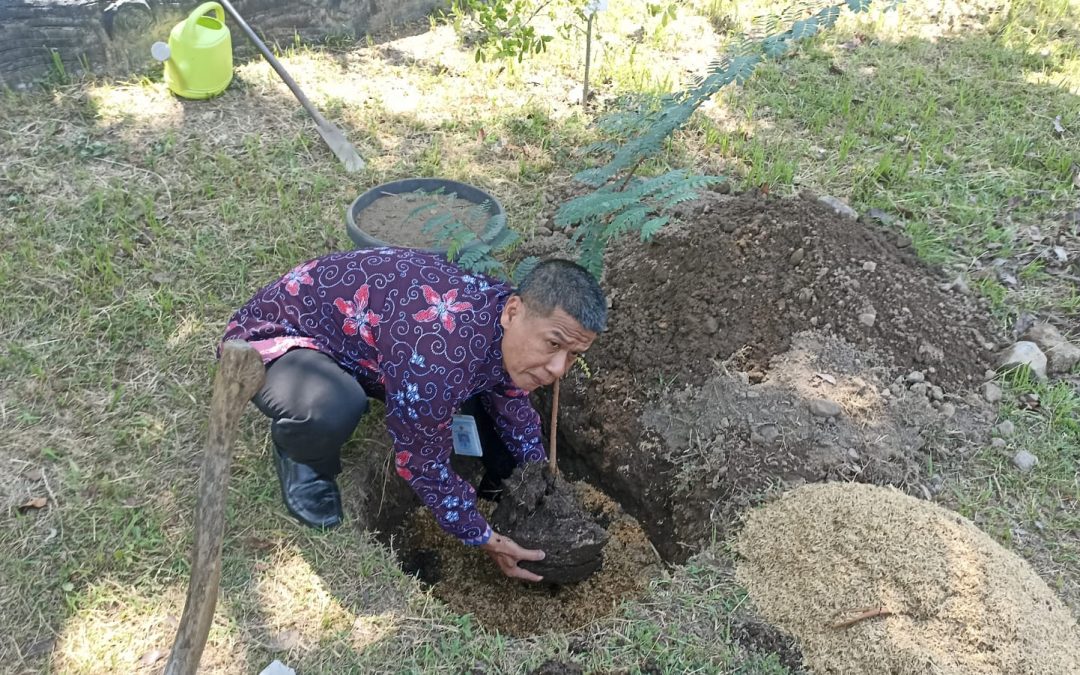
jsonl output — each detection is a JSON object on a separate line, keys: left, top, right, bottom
{"left": 221, "top": 247, "right": 545, "bottom": 546}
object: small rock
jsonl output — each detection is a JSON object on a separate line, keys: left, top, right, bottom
{"left": 889, "top": 383, "right": 904, "bottom": 397}
{"left": 895, "top": 235, "right": 912, "bottom": 249}
{"left": 984, "top": 369, "right": 997, "bottom": 380}
{"left": 905, "top": 371, "right": 925, "bottom": 383}
{"left": 995, "top": 420, "right": 1015, "bottom": 436}
{"left": 847, "top": 448, "right": 860, "bottom": 461}
{"left": 703, "top": 317, "right": 719, "bottom": 334}
{"left": 535, "top": 225, "right": 553, "bottom": 236}
{"left": 818, "top": 195, "right": 859, "bottom": 220}
{"left": 982, "top": 381, "right": 1003, "bottom": 403}
{"left": 928, "top": 474, "right": 945, "bottom": 495}
{"left": 1023, "top": 322, "right": 1080, "bottom": 374}
{"left": 867, "top": 208, "right": 895, "bottom": 225}
{"left": 789, "top": 248, "right": 806, "bottom": 265}
{"left": 991, "top": 437, "right": 1007, "bottom": 449}
{"left": 880, "top": 388, "right": 891, "bottom": 398}
{"left": 751, "top": 423, "right": 780, "bottom": 446}
{"left": 910, "top": 382, "right": 929, "bottom": 397}
{"left": 1012, "top": 450, "right": 1038, "bottom": 473}
{"left": 917, "top": 342, "right": 945, "bottom": 363}
{"left": 940, "top": 275, "right": 970, "bottom": 294}
{"left": 808, "top": 399, "right": 843, "bottom": 418}
{"left": 930, "top": 386, "right": 944, "bottom": 401}
{"left": 862, "top": 261, "right": 877, "bottom": 272}
{"left": 996, "top": 341, "right": 1048, "bottom": 380}
{"left": 140, "top": 649, "right": 164, "bottom": 666}
{"left": 939, "top": 402, "right": 956, "bottom": 418}
{"left": 857, "top": 312, "right": 876, "bottom": 328}
{"left": 798, "top": 288, "right": 814, "bottom": 304}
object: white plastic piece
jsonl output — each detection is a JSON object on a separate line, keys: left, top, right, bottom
{"left": 259, "top": 661, "right": 296, "bottom": 675}
{"left": 151, "top": 41, "right": 171, "bottom": 62}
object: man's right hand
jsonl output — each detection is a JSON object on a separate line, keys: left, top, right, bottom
{"left": 480, "top": 532, "right": 546, "bottom": 582}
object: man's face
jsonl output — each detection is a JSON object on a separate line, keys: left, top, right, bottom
{"left": 499, "top": 296, "right": 597, "bottom": 392}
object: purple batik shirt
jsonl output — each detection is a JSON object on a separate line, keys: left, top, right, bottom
{"left": 221, "top": 247, "right": 546, "bottom": 546}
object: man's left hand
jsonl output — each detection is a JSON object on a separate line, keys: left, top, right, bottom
{"left": 480, "top": 532, "right": 546, "bottom": 582}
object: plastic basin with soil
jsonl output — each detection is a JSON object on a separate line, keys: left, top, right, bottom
{"left": 345, "top": 178, "right": 507, "bottom": 253}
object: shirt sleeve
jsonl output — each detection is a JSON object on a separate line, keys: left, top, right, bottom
{"left": 481, "top": 383, "right": 547, "bottom": 465}
{"left": 385, "top": 374, "right": 492, "bottom": 547}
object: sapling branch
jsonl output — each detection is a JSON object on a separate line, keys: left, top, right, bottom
{"left": 549, "top": 378, "right": 560, "bottom": 474}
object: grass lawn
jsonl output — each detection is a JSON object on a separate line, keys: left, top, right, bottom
{"left": 1, "top": 0, "right": 1077, "bottom": 671}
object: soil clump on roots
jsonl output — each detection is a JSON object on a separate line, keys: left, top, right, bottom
{"left": 735, "top": 482, "right": 1080, "bottom": 674}
{"left": 490, "top": 462, "right": 610, "bottom": 584}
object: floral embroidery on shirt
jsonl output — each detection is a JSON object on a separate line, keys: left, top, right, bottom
{"left": 413, "top": 285, "right": 473, "bottom": 332}
{"left": 333, "top": 284, "right": 382, "bottom": 347}
{"left": 282, "top": 260, "right": 317, "bottom": 296}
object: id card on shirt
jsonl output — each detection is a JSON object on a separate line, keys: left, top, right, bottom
{"left": 451, "top": 415, "right": 483, "bottom": 457}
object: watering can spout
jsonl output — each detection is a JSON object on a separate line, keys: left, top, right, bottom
{"left": 155, "top": 1, "right": 233, "bottom": 99}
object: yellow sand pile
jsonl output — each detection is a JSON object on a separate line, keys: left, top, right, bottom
{"left": 735, "top": 482, "right": 1080, "bottom": 674}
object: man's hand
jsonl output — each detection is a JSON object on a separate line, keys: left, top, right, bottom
{"left": 480, "top": 532, "right": 545, "bottom": 582}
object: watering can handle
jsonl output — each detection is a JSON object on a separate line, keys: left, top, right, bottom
{"left": 182, "top": 2, "right": 226, "bottom": 37}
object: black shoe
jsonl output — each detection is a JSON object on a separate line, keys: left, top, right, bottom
{"left": 273, "top": 445, "right": 343, "bottom": 529}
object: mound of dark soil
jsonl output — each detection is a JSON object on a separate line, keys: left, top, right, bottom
{"left": 491, "top": 462, "right": 610, "bottom": 584}
{"left": 546, "top": 191, "right": 998, "bottom": 562}
{"left": 606, "top": 191, "right": 991, "bottom": 390}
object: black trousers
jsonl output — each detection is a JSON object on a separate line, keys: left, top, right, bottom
{"left": 251, "top": 348, "right": 517, "bottom": 497}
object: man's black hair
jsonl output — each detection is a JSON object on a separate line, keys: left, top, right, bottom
{"left": 516, "top": 259, "right": 607, "bottom": 333}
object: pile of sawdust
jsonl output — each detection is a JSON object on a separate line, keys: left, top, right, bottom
{"left": 735, "top": 483, "right": 1080, "bottom": 674}
{"left": 399, "top": 481, "right": 659, "bottom": 636}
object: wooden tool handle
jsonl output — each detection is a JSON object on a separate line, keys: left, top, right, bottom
{"left": 165, "top": 341, "right": 265, "bottom": 675}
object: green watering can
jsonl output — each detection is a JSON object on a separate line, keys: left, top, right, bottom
{"left": 151, "top": 2, "right": 233, "bottom": 99}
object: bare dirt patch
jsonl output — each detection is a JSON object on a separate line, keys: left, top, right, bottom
{"left": 735, "top": 482, "right": 1080, "bottom": 674}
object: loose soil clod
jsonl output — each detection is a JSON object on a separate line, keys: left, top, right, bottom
{"left": 491, "top": 462, "right": 610, "bottom": 585}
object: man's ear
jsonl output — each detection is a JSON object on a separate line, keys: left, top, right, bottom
{"left": 500, "top": 295, "right": 524, "bottom": 330}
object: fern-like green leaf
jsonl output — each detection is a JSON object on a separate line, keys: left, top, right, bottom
{"left": 639, "top": 215, "right": 670, "bottom": 241}
{"left": 511, "top": 256, "right": 541, "bottom": 284}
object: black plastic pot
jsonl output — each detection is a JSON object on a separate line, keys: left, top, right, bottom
{"left": 345, "top": 178, "right": 507, "bottom": 254}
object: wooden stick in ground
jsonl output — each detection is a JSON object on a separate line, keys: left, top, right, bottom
{"left": 549, "top": 378, "right": 560, "bottom": 475}
{"left": 829, "top": 606, "right": 893, "bottom": 629}
{"left": 164, "top": 341, "right": 265, "bottom": 675}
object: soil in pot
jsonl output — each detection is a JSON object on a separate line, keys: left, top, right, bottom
{"left": 356, "top": 191, "right": 493, "bottom": 248}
